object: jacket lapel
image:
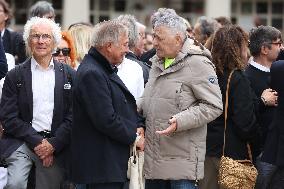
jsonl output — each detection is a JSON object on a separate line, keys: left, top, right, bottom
{"left": 109, "top": 73, "right": 132, "bottom": 95}
{"left": 52, "top": 62, "right": 63, "bottom": 127}
{"left": 22, "top": 59, "right": 33, "bottom": 116}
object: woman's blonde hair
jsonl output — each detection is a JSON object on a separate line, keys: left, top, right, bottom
{"left": 69, "top": 24, "right": 93, "bottom": 63}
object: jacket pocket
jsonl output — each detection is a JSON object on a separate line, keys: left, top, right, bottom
{"left": 175, "top": 83, "right": 194, "bottom": 111}
{"left": 159, "top": 131, "right": 191, "bottom": 158}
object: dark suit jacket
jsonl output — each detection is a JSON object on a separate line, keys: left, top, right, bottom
{"left": 0, "top": 58, "right": 75, "bottom": 160}
{"left": 262, "top": 60, "right": 284, "bottom": 166}
{"left": 0, "top": 37, "right": 7, "bottom": 79}
{"left": 71, "top": 47, "right": 142, "bottom": 183}
{"left": 2, "top": 28, "right": 27, "bottom": 64}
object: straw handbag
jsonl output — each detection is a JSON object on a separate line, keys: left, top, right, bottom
{"left": 218, "top": 70, "right": 258, "bottom": 189}
{"left": 127, "top": 135, "right": 145, "bottom": 189}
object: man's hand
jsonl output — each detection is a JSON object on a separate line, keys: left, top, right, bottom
{"left": 42, "top": 155, "right": 54, "bottom": 168}
{"left": 136, "top": 136, "right": 145, "bottom": 151}
{"left": 34, "top": 139, "right": 54, "bottom": 159}
{"left": 137, "top": 127, "right": 145, "bottom": 137}
{"left": 156, "top": 117, "right": 177, "bottom": 135}
{"left": 136, "top": 127, "right": 145, "bottom": 151}
{"left": 261, "top": 88, "right": 278, "bottom": 106}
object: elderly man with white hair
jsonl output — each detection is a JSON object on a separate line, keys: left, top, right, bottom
{"left": 0, "top": 17, "right": 75, "bottom": 189}
{"left": 139, "top": 8, "right": 223, "bottom": 189}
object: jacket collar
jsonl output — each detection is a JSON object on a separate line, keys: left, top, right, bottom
{"left": 88, "top": 47, "right": 134, "bottom": 99}
{"left": 126, "top": 51, "right": 139, "bottom": 60}
{"left": 88, "top": 47, "right": 117, "bottom": 74}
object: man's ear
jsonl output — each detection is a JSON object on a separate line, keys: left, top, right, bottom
{"left": 106, "top": 42, "right": 112, "bottom": 53}
{"left": 261, "top": 45, "right": 269, "bottom": 55}
{"left": 175, "top": 34, "right": 182, "bottom": 46}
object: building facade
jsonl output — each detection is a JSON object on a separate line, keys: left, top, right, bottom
{"left": 6, "top": 0, "right": 284, "bottom": 32}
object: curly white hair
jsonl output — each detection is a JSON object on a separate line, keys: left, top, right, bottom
{"left": 23, "top": 16, "right": 61, "bottom": 47}
{"left": 152, "top": 8, "right": 187, "bottom": 39}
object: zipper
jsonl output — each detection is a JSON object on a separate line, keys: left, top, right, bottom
{"left": 195, "top": 146, "right": 198, "bottom": 187}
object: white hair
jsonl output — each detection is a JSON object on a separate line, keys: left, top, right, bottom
{"left": 23, "top": 17, "right": 61, "bottom": 47}
{"left": 151, "top": 8, "right": 177, "bottom": 27}
{"left": 115, "top": 15, "right": 138, "bottom": 49}
{"left": 153, "top": 9, "right": 187, "bottom": 39}
{"left": 92, "top": 20, "right": 128, "bottom": 48}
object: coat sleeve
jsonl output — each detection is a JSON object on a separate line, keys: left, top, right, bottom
{"left": 230, "top": 72, "right": 258, "bottom": 140}
{"left": 0, "top": 38, "right": 7, "bottom": 79}
{"left": 174, "top": 58, "right": 223, "bottom": 132}
{"left": 0, "top": 69, "right": 43, "bottom": 148}
{"left": 78, "top": 69, "right": 136, "bottom": 145}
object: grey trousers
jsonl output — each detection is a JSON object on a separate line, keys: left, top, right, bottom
{"left": 198, "top": 156, "right": 223, "bottom": 189}
{"left": 4, "top": 143, "right": 63, "bottom": 189}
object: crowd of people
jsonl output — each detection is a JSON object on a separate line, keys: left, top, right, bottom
{"left": 0, "top": 1, "right": 283, "bottom": 189}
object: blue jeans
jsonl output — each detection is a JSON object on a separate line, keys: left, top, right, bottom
{"left": 255, "top": 155, "right": 277, "bottom": 189}
{"left": 145, "top": 179, "right": 198, "bottom": 189}
{"left": 171, "top": 180, "right": 198, "bottom": 189}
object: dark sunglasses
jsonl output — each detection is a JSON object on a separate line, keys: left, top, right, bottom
{"left": 53, "top": 48, "right": 71, "bottom": 56}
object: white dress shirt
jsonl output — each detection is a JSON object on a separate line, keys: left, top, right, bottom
{"left": 31, "top": 57, "right": 55, "bottom": 132}
{"left": 117, "top": 57, "right": 144, "bottom": 100}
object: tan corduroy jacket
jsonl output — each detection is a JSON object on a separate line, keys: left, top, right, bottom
{"left": 139, "top": 39, "right": 223, "bottom": 181}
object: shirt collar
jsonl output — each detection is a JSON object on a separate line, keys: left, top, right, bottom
{"left": 250, "top": 59, "right": 270, "bottom": 72}
{"left": 1, "top": 29, "right": 5, "bottom": 38}
{"left": 31, "top": 57, "right": 55, "bottom": 70}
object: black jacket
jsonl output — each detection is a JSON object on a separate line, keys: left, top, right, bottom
{"left": 0, "top": 37, "right": 7, "bottom": 79}
{"left": 262, "top": 60, "right": 284, "bottom": 166}
{"left": 0, "top": 59, "right": 75, "bottom": 160}
{"left": 245, "top": 64, "right": 275, "bottom": 157}
{"left": 71, "top": 47, "right": 142, "bottom": 183}
{"left": 206, "top": 70, "right": 258, "bottom": 160}
{"left": 2, "top": 29, "right": 27, "bottom": 64}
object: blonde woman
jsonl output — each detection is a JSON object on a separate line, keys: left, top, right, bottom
{"left": 68, "top": 23, "right": 93, "bottom": 68}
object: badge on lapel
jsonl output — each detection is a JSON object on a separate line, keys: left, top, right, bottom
{"left": 64, "top": 83, "right": 71, "bottom": 90}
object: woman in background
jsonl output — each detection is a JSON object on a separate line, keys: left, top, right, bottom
{"left": 53, "top": 31, "right": 77, "bottom": 69}
{"left": 68, "top": 23, "right": 93, "bottom": 68}
{"left": 199, "top": 25, "right": 259, "bottom": 189}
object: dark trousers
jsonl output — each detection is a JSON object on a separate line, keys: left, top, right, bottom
{"left": 86, "top": 182, "right": 124, "bottom": 189}
{"left": 146, "top": 179, "right": 171, "bottom": 189}
{"left": 270, "top": 167, "right": 284, "bottom": 189}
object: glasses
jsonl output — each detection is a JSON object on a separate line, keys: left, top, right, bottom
{"left": 52, "top": 48, "right": 71, "bottom": 56}
{"left": 269, "top": 42, "right": 283, "bottom": 47}
{"left": 30, "top": 33, "right": 52, "bottom": 42}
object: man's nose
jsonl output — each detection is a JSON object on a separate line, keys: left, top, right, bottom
{"left": 38, "top": 36, "right": 45, "bottom": 43}
{"left": 124, "top": 45, "right": 129, "bottom": 54}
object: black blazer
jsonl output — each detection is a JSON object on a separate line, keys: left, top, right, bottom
{"left": 2, "top": 29, "right": 27, "bottom": 64}
{"left": 262, "top": 60, "right": 284, "bottom": 166}
{"left": 71, "top": 47, "right": 142, "bottom": 184}
{"left": 0, "top": 58, "right": 75, "bottom": 160}
{"left": 0, "top": 37, "right": 7, "bottom": 79}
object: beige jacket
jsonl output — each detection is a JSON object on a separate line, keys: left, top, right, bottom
{"left": 140, "top": 39, "right": 223, "bottom": 180}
